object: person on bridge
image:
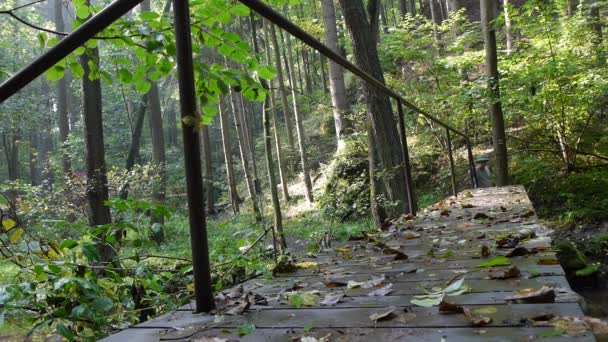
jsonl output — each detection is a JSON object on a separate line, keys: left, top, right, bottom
{"left": 474, "top": 156, "right": 495, "bottom": 188}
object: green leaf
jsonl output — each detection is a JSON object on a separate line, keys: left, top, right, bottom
{"left": 135, "top": 80, "right": 152, "bottom": 94}
{"left": 75, "top": 5, "right": 90, "bottom": 19}
{"left": 476, "top": 256, "right": 511, "bottom": 268}
{"left": 140, "top": 11, "right": 160, "bottom": 21}
{"left": 237, "top": 323, "right": 256, "bottom": 337}
{"left": 81, "top": 243, "right": 100, "bottom": 263}
{"left": 56, "top": 324, "right": 76, "bottom": 341}
{"left": 47, "top": 65, "right": 66, "bottom": 81}
{"left": 2, "top": 218, "right": 16, "bottom": 231}
{"left": 68, "top": 63, "right": 85, "bottom": 78}
{"left": 575, "top": 264, "right": 600, "bottom": 277}
{"left": 37, "top": 32, "right": 47, "bottom": 48}
{"left": 9, "top": 228, "right": 24, "bottom": 244}
{"left": 117, "top": 69, "right": 134, "bottom": 84}
{"left": 257, "top": 66, "right": 277, "bottom": 80}
{"left": 60, "top": 240, "right": 79, "bottom": 249}
{"left": 230, "top": 4, "right": 250, "bottom": 16}
{"left": 92, "top": 296, "right": 113, "bottom": 312}
{"left": 538, "top": 329, "right": 565, "bottom": 338}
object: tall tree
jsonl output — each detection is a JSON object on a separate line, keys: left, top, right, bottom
{"left": 251, "top": 14, "right": 287, "bottom": 251}
{"left": 218, "top": 97, "right": 239, "bottom": 214}
{"left": 263, "top": 19, "right": 290, "bottom": 202}
{"left": 280, "top": 29, "right": 314, "bottom": 204}
{"left": 339, "top": 0, "right": 410, "bottom": 217}
{"left": 80, "top": 1, "right": 114, "bottom": 263}
{"left": 503, "top": 0, "right": 513, "bottom": 56}
{"left": 141, "top": 0, "right": 167, "bottom": 239}
{"left": 200, "top": 124, "right": 215, "bottom": 215}
{"left": 481, "top": 0, "right": 509, "bottom": 185}
{"left": 54, "top": 0, "right": 71, "bottom": 175}
{"left": 269, "top": 24, "right": 297, "bottom": 168}
{"left": 119, "top": 96, "right": 148, "bottom": 200}
{"left": 398, "top": 0, "right": 408, "bottom": 18}
{"left": 321, "top": 0, "right": 351, "bottom": 151}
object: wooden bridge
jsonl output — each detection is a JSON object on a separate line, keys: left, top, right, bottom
{"left": 104, "top": 186, "right": 595, "bottom": 341}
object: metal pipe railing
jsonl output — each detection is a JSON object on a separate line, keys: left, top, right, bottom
{"left": 0, "top": 0, "right": 144, "bottom": 102}
{"left": 237, "top": 0, "right": 468, "bottom": 139}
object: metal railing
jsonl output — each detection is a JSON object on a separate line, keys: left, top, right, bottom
{"left": 0, "top": 0, "right": 479, "bottom": 313}
{"left": 237, "top": 0, "right": 478, "bottom": 207}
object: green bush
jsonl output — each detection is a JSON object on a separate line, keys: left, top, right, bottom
{"left": 318, "top": 138, "right": 370, "bottom": 222}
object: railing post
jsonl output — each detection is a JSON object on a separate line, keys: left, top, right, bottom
{"left": 173, "top": 0, "right": 214, "bottom": 313}
{"left": 446, "top": 127, "right": 457, "bottom": 197}
{"left": 466, "top": 139, "right": 478, "bottom": 188}
{"left": 397, "top": 100, "right": 417, "bottom": 215}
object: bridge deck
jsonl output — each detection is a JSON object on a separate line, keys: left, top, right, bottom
{"left": 104, "top": 186, "right": 595, "bottom": 341}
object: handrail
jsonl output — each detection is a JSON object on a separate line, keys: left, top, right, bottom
{"left": 237, "top": 0, "right": 468, "bottom": 139}
{"left": 0, "top": 0, "right": 144, "bottom": 102}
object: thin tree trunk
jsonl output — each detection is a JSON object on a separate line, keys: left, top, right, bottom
{"left": 380, "top": 3, "right": 390, "bottom": 33}
{"left": 321, "top": 0, "right": 352, "bottom": 151}
{"left": 263, "top": 20, "right": 290, "bottom": 202}
{"left": 503, "top": 0, "right": 512, "bottom": 56}
{"left": 251, "top": 14, "right": 287, "bottom": 252}
{"left": 269, "top": 23, "right": 297, "bottom": 168}
{"left": 54, "top": 0, "right": 71, "bottom": 175}
{"left": 339, "top": 0, "right": 410, "bottom": 217}
{"left": 119, "top": 96, "right": 148, "bottom": 200}
{"left": 226, "top": 57, "right": 261, "bottom": 220}
{"left": 319, "top": 54, "right": 329, "bottom": 94}
{"left": 430, "top": 0, "right": 439, "bottom": 41}
{"left": 166, "top": 106, "right": 179, "bottom": 147}
{"left": 367, "top": 119, "right": 387, "bottom": 229}
{"left": 281, "top": 30, "right": 314, "bottom": 204}
{"left": 200, "top": 125, "right": 215, "bottom": 215}
{"left": 29, "top": 133, "right": 39, "bottom": 186}
{"left": 2, "top": 132, "right": 19, "bottom": 182}
{"left": 218, "top": 97, "right": 240, "bottom": 214}
{"left": 80, "top": 15, "right": 114, "bottom": 262}
{"left": 590, "top": 0, "right": 604, "bottom": 66}
{"left": 140, "top": 0, "right": 167, "bottom": 242}
{"left": 398, "top": 0, "right": 408, "bottom": 18}
{"left": 481, "top": 0, "right": 509, "bottom": 185}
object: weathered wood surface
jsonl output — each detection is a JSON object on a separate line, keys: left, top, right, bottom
{"left": 103, "top": 186, "right": 595, "bottom": 341}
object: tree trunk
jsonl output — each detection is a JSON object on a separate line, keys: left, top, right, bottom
{"left": 367, "top": 119, "right": 387, "bottom": 230}
{"left": 429, "top": 0, "right": 439, "bottom": 41}
{"left": 269, "top": 23, "right": 297, "bottom": 168}
{"left": 481, "top": 0, "right": 509, "bottom": 185}
{"left": 251, "top": 14, "right": 287, "bottom": 252}
{"left": 567, "top": 0, "right": 576, "bottom": 17}
{"left": 503, "top": 0, "right": 512, "bottom": 56}
{"left": 2, "top": 132, "right": 19, "bottom": 182}
{"left": 263, "top": 20, "right": 290, "bottom": 202}
{"left": 218, "top": 97, "right": 240, "bottom": 214}
{"left": 80, "top": 35, "right": 114, "bottom": 263}
{"left": 29, "top": 133, "right": 40, "bottom": 186}
{"left": 226, "top": 57, "right": 261, "bottom": 220}
{"left": 166, "top": 106, "right": 179, "bottom": 147}
{"left": 200, "top": 125, "right": 215, "bottom": 215}
{"left": 147, "top": 84, "right": 167, "bottom": 227}
{"left": 398, "top": 0, "right": 408, "bottom": 18}
{"left": 54, "top": 0, "right": 71, "bottom": 175}
{"left": 380, "top": 3, "right": 390, "bottom": 33}
{"left": 281, "top": 31, "right": 314, "bottom": 204}
{"left": 321, "top": 0, "right": 352, "bottom": 151}
{"left": 119, "top": 96, "right": 148, "bottom": 200}
{"left": 589, "top": 0, "right": 604, "bottom": 66}
{"left": 339, "top": 0, "right": 410, "bottom": 217}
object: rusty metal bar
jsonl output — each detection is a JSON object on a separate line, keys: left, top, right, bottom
{"left": 0, "top": 0, "right": 144, "bottom": 102}
{"left": 446, "top": 127, "right": 457, "bottom": 197}
{"left": 237, "top": 0, "right": 468, "bottom": 138}
{"left": 397, "top": 100, "right": 416, "bottom": 215}
{"left": 173, "top": 0, "right": 214, "bottom": 313}
{"left": 466, "top": 139, "right": 478, "bottom": 188}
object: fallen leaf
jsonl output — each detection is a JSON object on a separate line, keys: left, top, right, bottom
{"left": 193, "top": 337, "right": 228, "bottom": 342}
{"left": 403, "top": 231, "right": 420, "bottom": 239}
{"left": 237, "top": 323, "right": 256, "bottom": 337}
{"left": 323, "top": 279, "right": 347, "bottom": 288}
{"left": 395, "top": 311, "right": 417, "bottom": 323}
{"left": 476, "top": 256, "right": 511, "bottom": 268}
{"left": 506, "top": 286, "right": 555, "bottom": 303}
{"left": 367, "top": 283, "right": 393, "bottom": 296}
{"left": 383, "top": 247, "right": 408, "bottom": 260}
{"left": 411, "top": 293, "right": 445, "bottom": 307}
{"left": 369, "top": 307, "right": 397, "bottom": 322}
{"left": 463, "top": 307, "right": 492, "bottom": 327}
{"left": 481, "top": 245, "right": 490, "bottom": 258}
{"left": 336, "top": 247, "right": 351, "bottom": 253}
{"left": 473, "top": 212, "right": 493, "bottom": 220}
{"left": 296, "top": 262, "right": 319, "bottom": 269}
{"left": 439, "top": 300, "right": 463, "bottom": 313}
{"left": 320, "top": 293, "right": 344, "bottom": 306}
{"left": 537, "top": 259, "right": 560, "bottom": 265}
{"left": 461, "top": 203, "right": 475, "bottom": 209}
{"left": 472, "top": 306, "right": 498, "bottom": 315}
{"left": 347, "top": 280, "right": 366, "bottom": 289}
{"left": 489, "top": 266, "right": 521, "bottom": 280}
{"left": 506, "top": 247, "right": 531, "bottom": 257}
